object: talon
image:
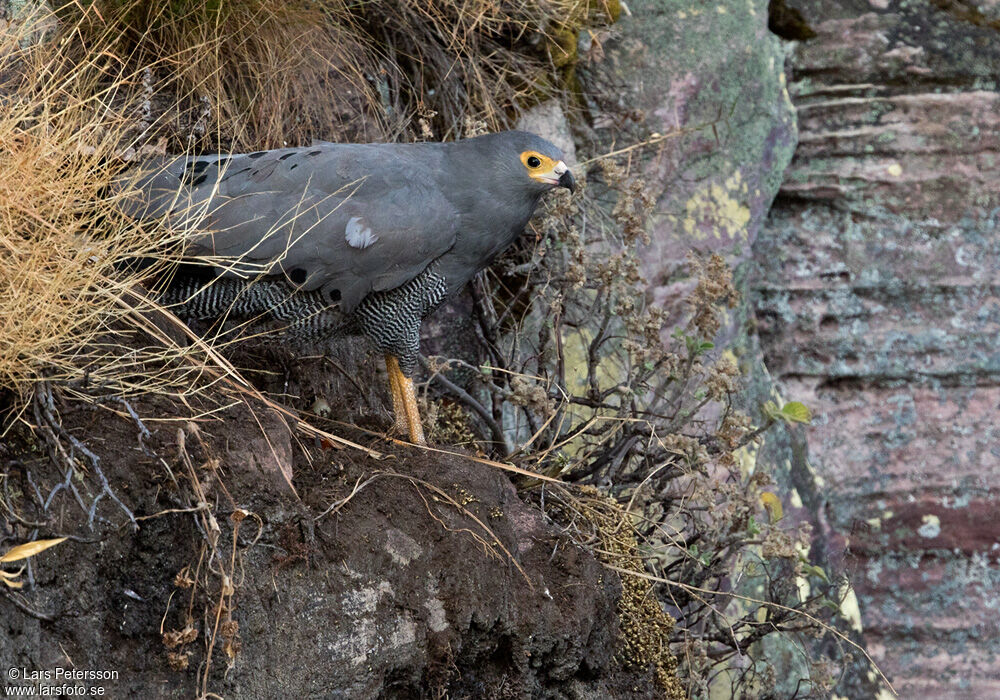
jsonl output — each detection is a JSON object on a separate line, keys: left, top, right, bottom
{"left": 385, "top": 354, "right": 426, "bottom": 445}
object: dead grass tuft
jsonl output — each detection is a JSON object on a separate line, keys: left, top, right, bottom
{"left": 0, "top": 9, "right": 187, "bottom": 410}
{"left": 346, "top": 0, "right": 618, "bottom": 138}
{"left": 53, "top": 0, "right": 383, "bottom": 149}
{"left": 52, "top": 0, "right": 617, "bottom": 148}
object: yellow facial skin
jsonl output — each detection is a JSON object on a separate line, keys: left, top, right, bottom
{"left": 520, "top": 150, "right": 570, "bottom": 186}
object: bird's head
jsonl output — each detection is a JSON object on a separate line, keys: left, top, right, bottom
{"left": 470, "top": 130, "right": 576, "bottom": 197}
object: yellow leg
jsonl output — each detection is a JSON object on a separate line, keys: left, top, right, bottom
{"left": 385, "top": 355, "right": 426, "bottom": 445}
{"left": 385, "top": 354, "right": 408, "bottom": 436}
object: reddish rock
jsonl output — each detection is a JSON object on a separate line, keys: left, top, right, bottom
{"left": 754, "top": 1, "right": 1000, "bottom": 697}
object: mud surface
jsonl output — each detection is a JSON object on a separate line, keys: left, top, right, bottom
{"left": 1, "top": 352, "right": 658, "bottom": 699}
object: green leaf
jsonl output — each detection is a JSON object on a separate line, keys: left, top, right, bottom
{"left": 779, "top": 402, "right": 813, "bottom": 424}
{"left": 799, "top": 558, "right": 830, "bottom": 584}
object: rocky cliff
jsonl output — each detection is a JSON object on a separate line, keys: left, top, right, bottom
{"left": 753, "top": 1, "right": 1000, "bottom": 697}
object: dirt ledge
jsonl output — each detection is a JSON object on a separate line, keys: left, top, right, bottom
{"left": 1, "top": 394, "right": 661, "bottom": 699}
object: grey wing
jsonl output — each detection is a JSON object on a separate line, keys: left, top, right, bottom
{"left": 117, "top": 145, "right": 460, "bottom": 312}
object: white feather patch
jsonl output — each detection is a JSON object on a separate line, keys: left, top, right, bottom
{"left": 345, "top": 216, "right": 378, "bottom": 249}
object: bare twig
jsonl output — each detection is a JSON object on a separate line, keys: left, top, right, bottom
{"left": 0, "top": 588, "right": 59, "bottom": 621}
{"left": 31, "top": 382, "right": 138, "bottom": 530}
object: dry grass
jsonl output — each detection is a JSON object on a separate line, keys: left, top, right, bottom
{"left": 52, "top": 0, "right": 617, "bottom": 148}
{"left": 0, "top": 8, "right": 185, "bottom": 410}
{"left": 54, "top": 0, "right": 384, "bottom": 150}
{"left": 0, "top": 4, "right": 337, "bottom": 424}
{"left": 346, "top": 0, "right": 619, "bottom": 138}
{"left": 0, "top": 7, "right": 351, "bottom": 428}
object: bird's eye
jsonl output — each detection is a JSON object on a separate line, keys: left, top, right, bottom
{"left": 526, "top": 156, "right": 542, "bottom": 168}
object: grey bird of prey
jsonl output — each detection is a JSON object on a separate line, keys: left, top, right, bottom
{"left": 119, "top": 130, "right": 575, "bottom": 445}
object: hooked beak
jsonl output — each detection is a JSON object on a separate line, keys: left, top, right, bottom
{"left": 558, "top": 168, "right": 576, "bottom": 193}
{"left": 553, "top": 160, "right": 576, "bottom": 193}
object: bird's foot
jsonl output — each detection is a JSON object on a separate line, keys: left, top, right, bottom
{"left": 385, "top": 354, "right": 427, "bottom": 446}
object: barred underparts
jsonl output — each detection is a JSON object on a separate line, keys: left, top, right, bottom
{"left": 162, "top": 266, "right": 448, "bottom": 377}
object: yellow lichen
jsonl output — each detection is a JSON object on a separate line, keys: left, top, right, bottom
{"left": 675, "top": 170, "right": 751, "bottom": 241}
{"left": 838, "top": 582, "right": 864, "bottom": 633}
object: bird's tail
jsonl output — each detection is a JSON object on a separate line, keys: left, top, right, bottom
{"left": 159, "top": 271, "right": 346, "bottom": 342}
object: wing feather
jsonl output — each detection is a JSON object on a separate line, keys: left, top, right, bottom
{"left": 118, "top": 143, "right": 460, "bottom": 312}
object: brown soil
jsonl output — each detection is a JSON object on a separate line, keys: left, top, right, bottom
{"left": 0, "top": 348, "right": 661, "bottom": 698}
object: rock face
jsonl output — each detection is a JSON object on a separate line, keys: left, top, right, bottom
{"left": 576, "top": 1, "right": 874, "bottom": 695}
{"left": 753, "top": 1, "right": 1000, "bottom": 697}
{"left": 578, "top": 0, "right": 797, "bottom": 328}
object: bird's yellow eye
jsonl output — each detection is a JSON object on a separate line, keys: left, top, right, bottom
{"left": 520, "top": 150, "right": 553, "bottom": 171}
